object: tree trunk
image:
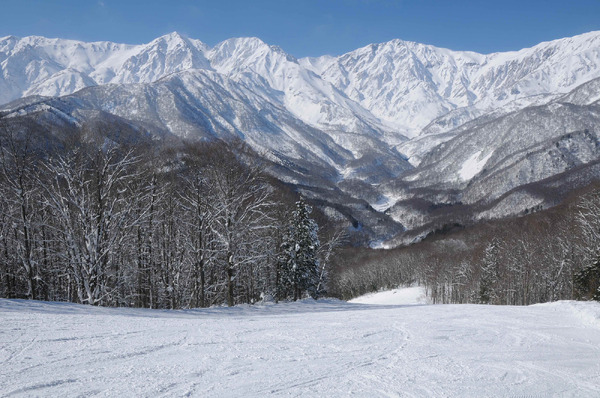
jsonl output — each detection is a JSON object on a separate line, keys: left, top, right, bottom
{"left": 227, "top": 252, "right": 234, "bottom": 307}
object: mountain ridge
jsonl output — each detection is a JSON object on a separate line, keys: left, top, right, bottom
{"left": 2, "top": 31, "right": 600, "bottom": 245}
{"left": 3, "top": 30, "right": 600, "bottom": 143}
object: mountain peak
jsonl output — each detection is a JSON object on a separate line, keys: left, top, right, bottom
{"left": 213, "top": 37, "right": 294, "bottom": 58}
{"left": 157, "top": 31, "right": 188, "bottom": 42}
{"left": 142, "top": 31, "right": 210, "bottom": 57}
{"left": 0, "top": 34, "right": 19, "bottom": 42}
{"left": 208, "top": 36, "right": 298, "bottom": 75}
{"left": 2, "top": 30, "right": 600, "bottom": 139}
{"left": 150, "top": 31, "right": 193, "bottom": 48}
{"left": 215, "top": 36, "right": 268, "bottom": 51}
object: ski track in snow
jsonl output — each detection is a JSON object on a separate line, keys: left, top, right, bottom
{"left": 1, "top": 297, "right": 599, "bottom": 397}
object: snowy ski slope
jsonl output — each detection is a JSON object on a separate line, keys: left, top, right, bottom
{"left": 1, "top": 295, "right": 599, "bottom": 397}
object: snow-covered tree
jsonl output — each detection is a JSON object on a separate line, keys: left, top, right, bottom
{"left": 574, "top": 256, "right": 600, "bottom": 301}
{"left": 316, "top": 226, "right": 346, "bottom": 297}
{"left": 42, "top": 147, "right": 141, "bottom": 305}
{"left": 279, "top": 199, "right": 320, "bottom": 301}
{"left": 574, "top": 191, "right": 600, "bottom": 301}
{"left": 479, "top": 238, "right": 501, "bottom": 304}
{"left": 0, "top": 121, "right": 43, "bottom": 300}
{"left": 206, "top": 145, "right": 276, "bottom": 306}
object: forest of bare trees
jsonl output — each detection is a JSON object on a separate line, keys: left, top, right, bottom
{"left": 1, "top": 119, "right": 599, "bottom": 308}
{"left": 330, "top": 184, "right": 600, "bottom": 304}
{"left": 0, "top": 123, "right": 341, "bottom": 308}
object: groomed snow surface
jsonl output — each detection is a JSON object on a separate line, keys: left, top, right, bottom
{"left": 1, "top": 289, "right": 600, "bottom": 397}
{"left": 349, "top": 286, "right": 430, "bottom": 305}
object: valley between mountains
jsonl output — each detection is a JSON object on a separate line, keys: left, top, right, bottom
{"left": 2, "top": 31, "right": 600, "bottom": 245}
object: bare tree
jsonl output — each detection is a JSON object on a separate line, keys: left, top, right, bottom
{"left": 0, "top": 121, "right": 42, "bottom": 300}
{"left": 205, "top": 147, "right": 276, "bottom": 306}
{"left": 42, "top": 146, "right": 141, "bottom": 305}
{"left": 316, "top": 225, "right": 347, "bottom": 297}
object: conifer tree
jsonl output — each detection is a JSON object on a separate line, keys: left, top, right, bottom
{"left": 574, "top": 256, "right": 600, "bottom": 301}
{"left": 279, "top": 199, "right": 320, "bottom": 300}
{"left": 479, "top": 238, "right": 500, "bottom": 304}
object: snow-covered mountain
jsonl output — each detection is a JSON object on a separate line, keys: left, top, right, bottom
{"left": 313, "top": 31, "right": 600, "bottom": 137}
{"left": 0, "top": 33, "right": 210, "bottom": 101}
{"left": 2, "top": 31, "right": 600, "bottom": 243}
{"left": 0, "top": 33, "right": 391, "bottom": 145}
{"left": 3, "top": 31, "right": 600, "bottom": 144}
{"left": 379, "top": 77, "right": 600, "bottom": 242}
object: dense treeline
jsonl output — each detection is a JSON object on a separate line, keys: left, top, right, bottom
{"left": 0, "top": 123, "right": 341, "bottom": 308}
{"left": 331, "top": 184, "right": 600, "bottom": 304}
{"left": 2, "top": 119, "right": 599, "bottom": 308}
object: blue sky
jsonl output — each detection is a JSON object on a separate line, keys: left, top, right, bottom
{"left": 1, "top": 0, "right": 599, "bottom": 57}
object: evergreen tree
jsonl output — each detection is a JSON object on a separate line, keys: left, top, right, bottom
{"left": 574, "top": 256, "right": 600, "bottom": 301}
{"left": 479, "top": 238, "right": 500, "bottom": 304}
{"left": 279, "top": 199, "right": 320, "bottom": 300}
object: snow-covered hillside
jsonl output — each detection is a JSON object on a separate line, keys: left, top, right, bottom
{"left": 3, "top": 31, "right": 600, "bottom": 175}
{"left": 2, "top": 31, "right": 600, "bottom": 242}
{"left": 2, "top": 31, "right": 600, "bottom": 142}
{"left": 1, "top": 298, "right": 599, "bottom": 397}
{"left": 313, "top": 31, "right": 600, "bottom": 137}
{"left": 0, "top": 33, "right": 210, "bottom": 103}
{"left": 349, "top": 286, "right": 430, "bottom": 305}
